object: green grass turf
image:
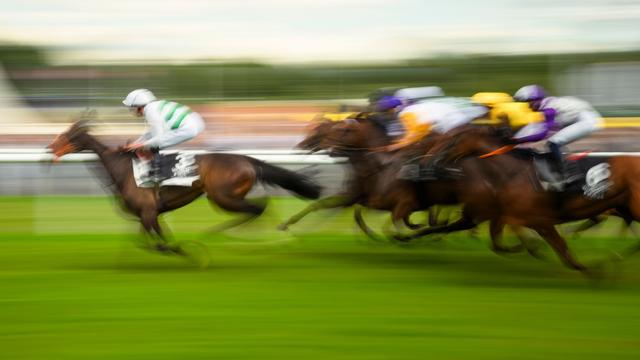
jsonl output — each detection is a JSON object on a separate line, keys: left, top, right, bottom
{"left": 0, "top": 196, "right": 639, "bottom": 359}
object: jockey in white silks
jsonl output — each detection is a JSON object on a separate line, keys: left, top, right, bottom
{"left": 512, "top": 85, "right": 603, "bottom": 189}
{"left": 122, "top": 89, "right": 205, "bottom": 182}
{"left": 122, "top": 89, "right": 205, "bottom": 153}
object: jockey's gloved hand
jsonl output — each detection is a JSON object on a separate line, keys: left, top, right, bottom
{"left": 496, "top": 127, "right": 515, "bottom": 143}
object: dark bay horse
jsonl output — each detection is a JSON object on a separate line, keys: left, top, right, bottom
{"left": 281, "top": 115, "right": 443, "bottom": 233}
{"left": 48, "top": 121, "right": 321, "bottom": 252}
{"left": 281, "top": 116, "right": 530, "bottom": 252}
{"left": 405, "top": 124, "right": 640, "bottom": 271}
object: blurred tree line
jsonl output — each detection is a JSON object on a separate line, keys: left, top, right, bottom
{"left": 1, "top": 43, "right": 639, "bottom": 106}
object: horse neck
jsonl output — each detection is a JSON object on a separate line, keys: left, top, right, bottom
{"left": 81, "top": 133, "right": 108, "bottom": 155}
{"left": 80, "top": 133, "right": 131, "bottom": 187}
{"left": 344, "top": 149, "right": 394, "bottom": 181}
{"left": 363, "top": 122, "right": 391, "bottom": 147}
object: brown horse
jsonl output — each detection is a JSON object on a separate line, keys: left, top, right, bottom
{"left": 280, "top": 116, "right": 532, "bottom": 253}
{"left": 48, "top": 120, "right": 321, "bottom": 253}
{"left": 403, "top": 124, "right": 640, "bottom": 271}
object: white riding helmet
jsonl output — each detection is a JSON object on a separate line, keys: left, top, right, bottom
{"left": 394, "top": 86, "right": 445, "bottom": 103}
{"left": 123, "top": 89, "right": 157, "bottom": 107}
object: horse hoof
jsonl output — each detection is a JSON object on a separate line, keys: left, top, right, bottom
{"left": 393, "top": 234, "right": 412, "bottom": 242}
{"left": 155, "top": 243, "right": 172, "bottom": 253}
{"left": 175, "top": 241, "right": 211, "bottom": 269}
{"left": 277, "top": 223, "right": 289, "bottom": 231}
{"left": 492, "top": 244, "right": 525, "bottom": 254}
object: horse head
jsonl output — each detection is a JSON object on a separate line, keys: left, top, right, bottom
{"left": 47, "top": 119, "right": 93, "bottom": 159}
{"left": 296, "top": 115, "right": 338, "bottom": 152}
{"left": 317, "top": 115, "right": 388, "bottom": 157}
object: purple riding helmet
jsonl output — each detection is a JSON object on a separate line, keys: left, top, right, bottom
{"left": 513, "top": 85, "right": 547, "bottom": 110}
{"left": 375, "top": 95, "right": 403, "bottom": 112}
{"left": 512, "top": 85, "right": 557, "bottom": 143}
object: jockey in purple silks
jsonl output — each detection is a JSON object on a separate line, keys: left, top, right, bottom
{"left": 512, "top": 85, "right": 604, "bottom": 189}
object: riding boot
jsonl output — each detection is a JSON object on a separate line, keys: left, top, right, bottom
{"left": 547, "top": 142, "right": 566, "bottom": 190}
{"left": 149, "top": 148, "right": 162, "bottom": 183}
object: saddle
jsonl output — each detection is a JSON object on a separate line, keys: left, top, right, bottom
{"left": 132, "top": 152, "right": 199, "bottom": 188}
{"left": 397, "top": 157, "right": 463, "bottom": 181}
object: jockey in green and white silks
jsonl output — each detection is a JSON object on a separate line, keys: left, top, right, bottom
{"left": 123, "top": 89, "right": 205, "bottom": 152}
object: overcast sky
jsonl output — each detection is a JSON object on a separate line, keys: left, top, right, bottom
{"left": 1, "top": 0, "right": 639, "bottom": 63}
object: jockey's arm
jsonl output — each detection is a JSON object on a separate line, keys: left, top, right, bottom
{"left": 141, "top": 108, "right": 205, "bottom": 150}
{"left": 143, "top": 126, "right": 202, "bottom": 149}
{"left": 513, "top": 108, "right": 556, "bottom": 144}
{"left": 387, "top": 113, "right": 431, "bottom": 151}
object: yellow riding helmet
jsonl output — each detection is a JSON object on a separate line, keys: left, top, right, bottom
{"left": 320, "top": 113, "right": 358, "bottom": 122}
{"left": 471, "top": 92, "right": 513, "bottom": 107}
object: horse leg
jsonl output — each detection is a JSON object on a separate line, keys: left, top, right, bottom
{"left": 278, "top": 195, "right": 353, "bottom": 231}
{"left": 205, "top": 192, "right": 266, "bottom": 234}
{"left": 509, "top": 225, "right": 547, "bottom": 260}
{"left": 427, "top": 207, "right": 448, "bottom": 227}
{"left": 404, "top": 214, "right": 424, "bottom": 230}
{"left": 533, "top": 225, "right": 586, "bottom": 271}
{"left": 389, "top": 203, "right": 446, "bottom": 243}
{"left": 489, "top": 220, "right": 524, "bottom": 254}
{"left": 611, "top": 207, "right": 640, "bottom": 257}
{"left": 566, "top": 215, "right": 606, "bottom": 239}
{"left": 395, "top": 214, "right": 476, "bottom": 242}
{"left": 140, "top": 209, "right": 172, "bottom": 253}
{"left": 353, "top": 206, "right": 386, "bottom": 242}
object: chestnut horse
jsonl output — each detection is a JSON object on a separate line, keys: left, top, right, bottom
{"left": 281, "top": 116, "right": 532, "bottom": 253}
{"left": 48, "top": 121, "right": 321, "bottom": 253}
{"left": 404, "top": 124, "right": 640, "bottom": 271}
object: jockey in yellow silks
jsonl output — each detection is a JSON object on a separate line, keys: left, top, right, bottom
{"left": 470, "top": 92, "right": 544, "bottom": 129}
{"left": 380, "top": 96, "right": 488, "bottom": 152}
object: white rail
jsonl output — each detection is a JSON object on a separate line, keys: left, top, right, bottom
{"left": 0, "top": 148, "right": 347, "bottom": 164}
{"left": 0, "top": 148, "right": 637, "bottom": 164}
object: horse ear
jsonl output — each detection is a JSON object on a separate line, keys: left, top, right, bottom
{"left": 76, "top": 119, "right": 90, "bottom": 128}
{"left": 70, "top": 119, "right": 91, "bottom": 133}
{"left": 78, "top": 108, "right": 97, "bottom": 121}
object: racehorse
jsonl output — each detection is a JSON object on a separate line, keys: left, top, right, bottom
{"left": 282, "top": 115, "right": 438, "bottom": 231}
{"left": 403, "top": 124, "right": 640, "bottom": 271}
{"left": 281, "top": 116, "right": 531, "bottom": 253}
{"left": 48, "top": 120, "right": 321, "bottom": 253}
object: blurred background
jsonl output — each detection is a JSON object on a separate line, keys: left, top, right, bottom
{"left": 1, "top": 0, "right": 640, "bottom": 195}
{"left": 2, "top": 2, "right": 640, "bottom": 360}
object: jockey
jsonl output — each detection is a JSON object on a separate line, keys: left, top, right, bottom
{"left": 470, "top": 92, "right": 543, "bottom": 129}
{"left": 381, "top": 96, "right": 487, "bottom": 152}
{"left": 512, "top": 85, "right": 604, "bottom": 188}
{"left": 122, "top": 89, "right": 205, "bottom": 180}
{"left": 370, "top": 86, "right": 445, "bottom": 137}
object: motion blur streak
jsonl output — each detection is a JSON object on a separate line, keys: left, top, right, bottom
{"left": 1, "top": 1, "right": 640, "bottom": 359}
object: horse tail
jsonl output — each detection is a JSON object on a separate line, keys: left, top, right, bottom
{"left": 249, "top": 158, "right": 322, "bottom": 199}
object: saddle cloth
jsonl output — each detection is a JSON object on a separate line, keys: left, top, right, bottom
{"left": 132, "top": 152, "right": 199, "bottom": 188}
{"left": 531, "top": 152, "right": 612, "bottom": 199}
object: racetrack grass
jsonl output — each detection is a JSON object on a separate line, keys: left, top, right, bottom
{"left": 0, "top": 196, "right": 640, "bottom": 359}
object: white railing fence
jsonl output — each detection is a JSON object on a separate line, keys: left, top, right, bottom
{"left": 0, "top": 148, "right": 347, "bottom": 164}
